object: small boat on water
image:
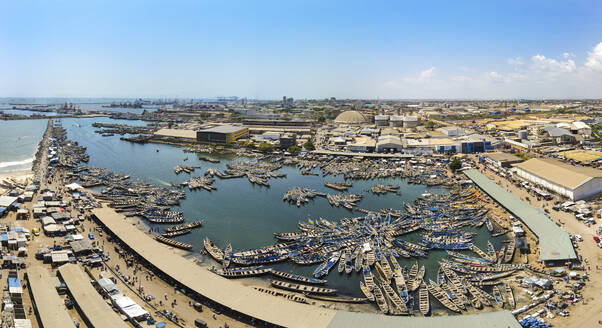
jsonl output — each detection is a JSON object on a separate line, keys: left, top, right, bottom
{"left": 154, "top": 235, "right": 193, "bottom": 250}
{"left": 485, "top": 218, "right": 494, "bottom": 233}
{"left": 354, "top": 251, "right": 363, "bottom": 272}
{"left": 380, "top": 256, "right": 394, "bottom": 280}
{"left": 381, "top": 281, "right": 408, "bottom": 313}
{"left": 505, "top": 282, "right": 515, "bottom": 309}
{"left": 270, "top": 280, "right": 337, "bottom": 295}
{"left": 360, "top": 281, "right": 375, "bottom": 302}
{"left": 165, "top": 220, "right": 203, "bottom": 233}
{"left": 345, "top": 251, "right": 353, "bottom": 274}
{"left": 411, "top": 265, "right": 425, "bottom": 291}
{"left": 419, "top": 281, "right": 430, "bottom": 315}
{"left": 271, "top": 270, "right": 327, "bottom": 285}
{"left": 148, "top": 217, "right": 185, "bottom": 224}
{"left": 338, "top": 251, "right": 347, "bottom": 273}
{"left": 426, "top": 280, "right": 461, "bottom": 313}
{"left": 223, "top": 244, "right": 232, "bottom": 268}
{"left": 363, "top": 265, "right": 376, "bottom": 291}
{"left": 492, "top": 285, "right": 505, "bottom": 307}
{"left": 161, "top": 229, "right": 191, "bottom": 238}
{"left": 210, "top": 266, "right": 271, "bottom": 278}
{"left": 372, "top": 285, "right": 389, "bottom": 314}
{"left": 407, "top": 261, "right": 418, "bottom": 290}
{"left": 313, "top": 251, "right": 341, "bottom": 278}
{"left": 304, "top": 293, "right": 367, "bottom": 303}
{"left": 203, "top": 237, "right": 224, "bottom": 262}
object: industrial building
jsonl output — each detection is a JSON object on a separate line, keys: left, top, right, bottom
{"left": 390, "top": 115, "right": 404, "bottom": 127}
{"left": 513, "top": 158, "right": 602, "bottom": 200}
{"left": 402, "top": 116, "right": 419, "bottom": 128}
{"left": 374, "top": 115, "right": 389, "bottom": 127}
{"left": 484, "top": 152, "right": 524, "bottom": 168}
{"left": 375, "top": 135, "right": 403, "bottom": 153}
{"left": 334, "top": 111, "right": 367, "bottom": 125}
{"left": 197, "top": 125, "right": 249, "bottom": 144}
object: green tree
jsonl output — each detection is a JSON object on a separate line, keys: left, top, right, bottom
{"left": 287, "top": 145, "right": 301, "bottom": 154}
{"left": 247, "top": 142, "right": 256, "bottom": 149}
{"left": 449, "top": 159, "right": 462, "bottom": 172}
{"left": 303, "top": 140, "right": 315, "bottom": 151}
{"left": 423, "top": 120, "right": 436, "bottom": 130}
{"left": 258, "top": 142, "right": 274, "bottom": 152}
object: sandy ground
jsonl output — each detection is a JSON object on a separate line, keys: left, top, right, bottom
{"left": 477, "top": 163, "right": 602, "bottom": 327}
{"left": 0, "top": 169, "right": 33, "bottom": 193}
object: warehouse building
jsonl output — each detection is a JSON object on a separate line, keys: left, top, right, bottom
{"left": 484, "top": 152, "right": 524, "bottom": 168}
{"left": 513, "top": 158, "right": 602, "bottom": 200}
{"left": 376, "top": 135, "right": 403, "bottom": 153}
{"left": 197, "top": 125, "right": 249, "bottom": 144}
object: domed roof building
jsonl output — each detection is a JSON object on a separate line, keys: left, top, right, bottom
{"left": 334, "top": 111, "right": 367, "bottom": 124}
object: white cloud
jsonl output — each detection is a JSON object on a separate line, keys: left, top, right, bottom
{"left": 507, "top": 56, "right": 524, "bottom": 66}
{"left": 531, "top": 54, "right": 576, "bottom": 73}
{"left": 585, "top": 42, "right": 602, "bottom": 71}
{"left": 562, "top": 52, "right": 575, "bottom": 59}
{"left": 403, "top": 67, "right": 436, "bottom": 84}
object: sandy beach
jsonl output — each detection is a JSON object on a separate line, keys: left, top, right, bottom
{"left": 0, "top": 169, "right": 33, "bottom": 193}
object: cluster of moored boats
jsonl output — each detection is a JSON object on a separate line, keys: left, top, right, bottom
{"left": 173, "top": 165, "right": 200, "bottom": 174}
{"left": 283, "top": 187, "right": 326, "bottom": 207}
{"left": 200, "top": 189, "right": 524, "bottom": 315}
{"left": 326, "top": 193, "right": 363, "bottom": 210}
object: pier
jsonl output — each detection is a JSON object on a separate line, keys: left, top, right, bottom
{"left": 463, "top": 169, "right": 577, "bottom": 263}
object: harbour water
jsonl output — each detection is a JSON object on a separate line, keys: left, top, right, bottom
{"left": 3, "top": 116, "right": 505, "bottom": 302}
{"left": 0, "top": 119, "right": 47, "bottom": 173}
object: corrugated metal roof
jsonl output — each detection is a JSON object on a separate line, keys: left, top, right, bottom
{"left": 328, "top": 310, "right": 520, "bottom": 328}
{"left": 513, "top": 158, "right": 602, "bottom": 189}
{"left": 485, "top": 152, "right": 523, "bottom": 163}
{"left": 464, "top": 169, "right": 577, "bottom": 261}
{"left": 199, "top": 125, "right": 247, "bottom": 134}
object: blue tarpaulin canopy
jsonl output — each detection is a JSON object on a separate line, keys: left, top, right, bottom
{"left": 429, "top": 207, "right": 438, "bottom": 211}
{"left": 8, "top": 277, "right": 21, "bottom": 288}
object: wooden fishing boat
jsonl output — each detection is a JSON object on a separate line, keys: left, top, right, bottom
{"left": 463, "top": 279, "right": 492, "bottom": 307}
{"left": 360, "top": 281, "right": 375, "bottom": 302}
{"left": 148, "top": 217, "right": 184, "bottom": 224}
{"left": 222, "top": 244, "right": 232, "bottom": 268}
{"left": 164, "top": 220, "right": 203, "bottom": 233}
{"left": 470, "top": 270, "right": 516, "bottom": 282}
{"left": 503, "top": 238, "right": 515, "bottom": 263}
{"left": 274, "top": 232, "right": 302, "bottom": 241}
{"left": 363, "top": 265, "right": 376, "bottom": 291}
{"left": 492, "top": 285, "right": 504, "bottom": 307}
{"left": 505, "top": 282, "right": 515, "bottom": 309}
{"left": 419, "top": 281, "right": 430, "bottom": 315}
{"left": 381, "top": 281, "right": 408, "bottom": 313}
{"left": 372, "top": 285, "right": 389, "bottom": 314}
{"left": 338, "top": 251, "right": 347, "bottom": 273}
{"left": 485, "top": 218, "right": 493, "bottom": 232}
{"left": 154, "top": 235, "right": 193, "bottom": 250}
{"left": 270, "top": 280, "right": 337, "bottom": 295}
{"left": 426, "top": 280, "right": 461, "bottom": 313}
{"left": 354, "top": 251, "right": 363, "bottom": 272}
{"left": 411, "top": 265, "right": 425, "bottom": 291}
{"left": 271, "top": 270, "right": 327, "bottom": 284}
{"left": 161, "top": 229, "right": 191, "bottom": 238}
{"left": 345, "top": 251, "right": 353, "bottom": 274}
{"left": 469, "top": 295, "right": 483, "bottom": 309}
{"left": 305, "top": 293, "right": 367, "bottom": 303}
{"left": 407, "top": 261, "right": 418, "bottom": 290}
{"left": 203, "top": 237, "right": 224, "bottom": 262}
{"left": 211, "top": 266, "right": 271, "bottom": 278}
{"left": 439, "top": 282, "right": 467, "bottom": 310}
{"left": 380, "top": 257, "right": 394, "bottom": 280}
{"left": 487, "top": 240, "right": 497, "bottom": 262}
{"left": 366, "top": 249, "right": 376, "bottom": 266}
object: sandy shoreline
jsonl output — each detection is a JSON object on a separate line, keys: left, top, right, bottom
{"left": 0, "top": 169, "right": 34, "bottom": 193}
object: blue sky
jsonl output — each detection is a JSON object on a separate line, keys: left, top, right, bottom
{"left": 1, "top": 0, "right": 601, "bottom": 99}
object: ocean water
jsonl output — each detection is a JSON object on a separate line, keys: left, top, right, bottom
{"left": 0, "top": 119, "right": 48, "bottom": 173}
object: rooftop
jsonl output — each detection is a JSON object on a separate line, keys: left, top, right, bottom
{"left": 334, "top": 111, "right": 367, "bottom": 124}
{"left": 464, "top": 169, "right": 577, "bottom": 262}
{"left": 513, "top": 158, "right": 602, "bottom": 189}
{"left": 199, "top": 125, "right": 247, "bottom": 134}
{"left": 26, "top": 266, "right": 74, "bottom": 328}
{"left": 485, "top": 152, "right": 524, "bottom": 163}
{"left": 154, "top": 128, "right": 197, "bottom": 139}
{"left": 58, "top": 263, "right": 129, "bottom": 328}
